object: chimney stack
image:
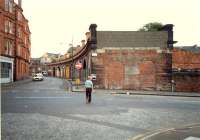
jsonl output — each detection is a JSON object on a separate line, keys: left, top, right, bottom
{"left": 18, "top": 0, "right": 22, "bottom": 8}
{"left": 85, "top": 32, "right": 91, "bottom": 41}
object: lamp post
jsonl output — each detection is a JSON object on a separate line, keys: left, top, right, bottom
{"left": 60, "top": 41, "right": 74, "bottom": 80}
{"left": 69, "top": 43, "right": 74, "bottom": 81}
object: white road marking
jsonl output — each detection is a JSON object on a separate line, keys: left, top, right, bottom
{"left": 170, "top": 100, "right": 200, "bottom": 103}
{"left": 184, "top": 136, "right": 200, "bottom": 140}
{"left": 15, "top": 96, "right": 72, "bottom": 99}
{"left": 140, "top": 128, "right": 174, "bottom": 140}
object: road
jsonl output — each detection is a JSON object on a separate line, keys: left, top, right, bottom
{"left": 1, "top": 77, "right": 200, "bottom": 140}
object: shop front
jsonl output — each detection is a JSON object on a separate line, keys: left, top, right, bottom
{"left": 0, "top": 56, "right": 14, "bottom": 83}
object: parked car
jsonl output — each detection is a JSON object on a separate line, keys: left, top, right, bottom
{"left": 32, "top": 73, "right": 44, "bottom": 81}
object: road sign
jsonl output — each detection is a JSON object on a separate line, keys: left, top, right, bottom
{"left": 75, "top": 62, "right": 82, "bottom": 70}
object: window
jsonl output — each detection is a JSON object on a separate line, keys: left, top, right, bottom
{"left": 24, "top": 52, "right": 27, "bottom": 60}
{"left": 9, "top": 22, "right": 14, "bottom": 34}
{"left": 1, "top": 62, "right": 11, "bottom": 78}
{"left": 17, "top": 28, "right": 22, "bottom": 38}
{"left": 17, "top": 45, "right": 21, "bottom": 56}
{"left": 24, "top": 36, "right": 27, "bottom": 45}
{"left": 5, "top": 0, "right": 13, "bottom": 13}
{"left": 8, "top": 0, "right": 13, "bottom": 13}
{"left": 5, "top": 0, "right": 9, "bottom": 11}
{"left": 4, "top": 40, "right": 13, "bottom": 55}
{"left": 5, "top": 20, "right": 9, "bottom": 33}
{"left": 5, "top": 20, "right": 14, "bottom": 34}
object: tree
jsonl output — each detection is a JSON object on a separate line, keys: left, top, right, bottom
{"left": 138, "top": 22, "right": 163, "bottom": 31}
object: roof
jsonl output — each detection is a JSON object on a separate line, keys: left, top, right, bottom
{"left": 97, "top": 31, "right": 168, "bottom": 49}
{"left": 175, "top": 46, "right": 200, "bottom": 53}
{"left": 41, "top": 53, "right": 60, "bottom": 58}
{"left": 31, "top": 58, "right": 40, "bottom": 61}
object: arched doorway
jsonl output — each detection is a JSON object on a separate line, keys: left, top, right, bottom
{"left": 57, "top": 67, "right": 61, "bottom": 77}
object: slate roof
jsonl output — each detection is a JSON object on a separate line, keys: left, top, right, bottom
{"left": 97, "top": 31, "right": 168, "bottom": 48}
{"left": 176, "top": 46, "right": 200, "bottom": 53}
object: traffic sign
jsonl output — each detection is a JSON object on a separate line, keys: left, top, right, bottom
{"left": 75, "top": 62, "right": 82, "bottom": 70}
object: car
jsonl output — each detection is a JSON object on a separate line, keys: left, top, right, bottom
{"left": 32, "top": 73, "right": 44, "bottom": 81}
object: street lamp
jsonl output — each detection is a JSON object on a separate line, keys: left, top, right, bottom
{"left": 60, "top": 41, "right": 74, "bottom": 80}
{"left": 69, "top": 43, "right": 74, "bottom": 80}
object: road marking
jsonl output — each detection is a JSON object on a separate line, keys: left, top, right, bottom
{"left": 140, "top": 128, "right": 174, "bottom": 140}
{"left": 171, "top": 100, "right": 200, "bottom": 103}
{"left": 15, "top": 96, "right": 72, "bottom": 99}
{"left": 184, "top": 137, "right": 200, "bottom": 140}
{"left": 130, "top": 124, "right": 200, "bottom": 140}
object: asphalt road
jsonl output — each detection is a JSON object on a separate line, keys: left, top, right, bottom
{"left": 1, "top": 77, "right": 200, "bottom": 140}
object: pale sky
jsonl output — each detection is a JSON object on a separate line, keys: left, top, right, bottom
{"left": 20, "top": 0, "right": 200, "bottom": 58}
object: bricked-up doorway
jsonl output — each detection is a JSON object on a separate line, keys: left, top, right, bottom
{"left": 82, "top": 59, "right": 87, "bottom": 81}
{"left": 53, "top": 67, "right": 56, "bottom": 77}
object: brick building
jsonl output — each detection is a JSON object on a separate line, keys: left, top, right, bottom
{"left": 91, "top": 24, "right": 174, "bottom": 91}
{"left": 40, "top": 52, "right": 61, "bottom": 64}
{"left": 172, "top": 46, "right": 200, "bottom": 92}
{"left": 30, "top": 53, "right": 61, "bottom": 76}
{"left": 30, "top": 58, "right": 42, "bottom": 75}
{"left": 0, "top": 0, "right": 31, "bottom": 83}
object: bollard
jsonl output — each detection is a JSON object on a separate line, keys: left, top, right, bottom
{"left": 75, "top": 78, "right": 80, "bottom": 89}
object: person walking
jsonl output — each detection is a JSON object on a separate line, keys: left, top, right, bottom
{"left": 85, "top": 76, "right": 93, "bottom": 104}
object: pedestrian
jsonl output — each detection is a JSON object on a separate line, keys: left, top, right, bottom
{"left": 85, "top": 76, "right": 93, "bottom": 104}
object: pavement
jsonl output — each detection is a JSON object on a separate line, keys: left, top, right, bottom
{"left": 2, "top": 78, "right": 200, "bottom": 97}
{"left": 65, "top": 79, "right": 200, "bottom": 97}
{"left": 1, "top": 77, "right": 32, "bottom": 88}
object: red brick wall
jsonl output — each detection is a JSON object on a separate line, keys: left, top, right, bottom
{"left": 16, "top": 59, "right": 29, "bottom": 80}
{"left": 173, "top": 48, "right": 200, "bottom": 69}
{"left": 93, "top": 49, "right": 172, "bottom": 91}
{"left": 173, "top": 75, "right": 200, "bottom": 92}
{"left": 0, "top": 0, "right": 4, "bottom": 10}
{"left": 172, "top": 48, "right": 200, "bottom": 92}
{"left": 15, "top": 6, "right": 31, "bottom": 81}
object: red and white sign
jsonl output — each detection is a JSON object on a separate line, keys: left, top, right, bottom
{"left": 75, "top": 61, "right": 82, "bottom": 70}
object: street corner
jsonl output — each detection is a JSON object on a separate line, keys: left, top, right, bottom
{"left": 129, "top": 124, "right": 200, "bottom": 140}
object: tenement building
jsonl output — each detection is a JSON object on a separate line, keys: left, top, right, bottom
{"left": 0, "top": 0, "right": 31, "bottom": 83}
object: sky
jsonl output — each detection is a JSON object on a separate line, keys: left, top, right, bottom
{"left": 18, "top": 0, "right": 200, "bottom": 58}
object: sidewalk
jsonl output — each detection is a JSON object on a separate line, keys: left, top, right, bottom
{"left": 95, "top": 89, "right": 200, "bottom": 97}
{"left": 64, "top": 80, "right": 200, "bottom": 97}
{"left": 1, "top": 78, "right": 32, "bottom": 89}
{"left": 130, "top": 124, "right": 200, "bottom": 140}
